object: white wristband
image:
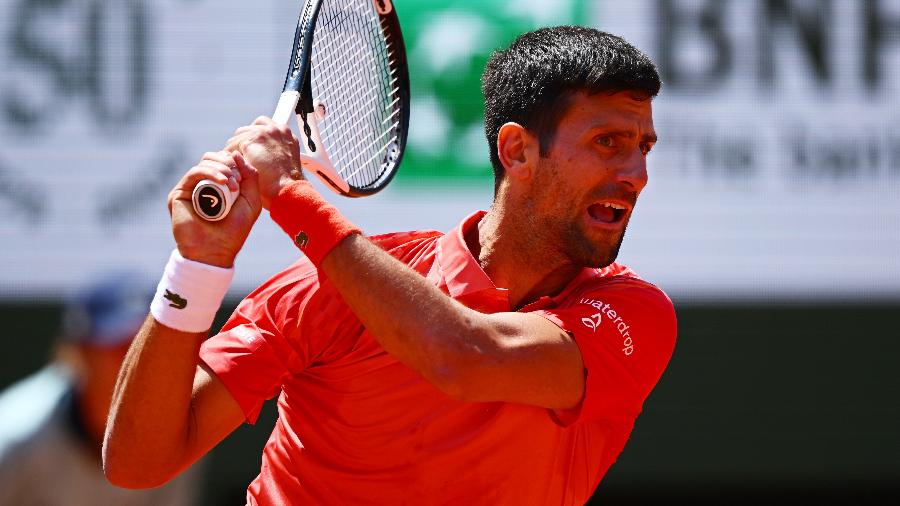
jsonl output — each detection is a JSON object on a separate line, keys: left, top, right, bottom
{"left": 150, "top": 249, "right": 234, "bottom": 333}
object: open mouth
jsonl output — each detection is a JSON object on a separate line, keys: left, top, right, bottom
{"left": 587, "top": 202, "right": 628, "bottom": 224}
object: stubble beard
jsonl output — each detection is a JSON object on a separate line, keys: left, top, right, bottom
{"left": 519, "top": 191, "right": 629, "bottom": 271}
{"left": 525, "top": 159, "right": 630, "bottom": 270}
{"left": 561, "top": 218, "right": 627, "bottom": 268}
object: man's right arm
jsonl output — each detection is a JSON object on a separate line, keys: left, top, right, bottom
{"left": 103, "top": 137, "right": 286, "bottom": 487}
{"left": 103, "top": 318, "right": 244, "bottom": 488}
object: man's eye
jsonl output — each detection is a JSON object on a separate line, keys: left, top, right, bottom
{"left": 597, "top": 136, "right": 615, "bottom": 147}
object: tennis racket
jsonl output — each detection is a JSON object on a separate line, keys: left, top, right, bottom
{"left": 192, "top": 0, "right": 410, "bottom": 221}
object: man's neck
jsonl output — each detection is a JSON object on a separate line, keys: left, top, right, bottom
{"left": 468, "top": 209, "right": 582, "bottom": 310}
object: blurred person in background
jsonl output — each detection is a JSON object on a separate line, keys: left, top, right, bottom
{"left": 0, "top": 273, "right": 200, "bottom": 506}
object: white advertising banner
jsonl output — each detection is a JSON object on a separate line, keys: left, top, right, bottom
{"left": 0, "top": 0, "right": 898, "bottom": 300}
{"left": 596, "top": 0, "right": 900, "bottom": 299}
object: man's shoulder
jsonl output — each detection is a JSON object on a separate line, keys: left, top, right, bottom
{"left": 539, "top": 266, "right": 677, "bottom": 426}
{"left": 559, "top": 263, "right": 676, "bottom": 324}
{"left": 572, "top": 263, "right": 670, "bottom": 301}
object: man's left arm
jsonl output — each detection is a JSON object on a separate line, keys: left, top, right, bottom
{"left": 321, "top": 232, "right": 586, "bottom": 409}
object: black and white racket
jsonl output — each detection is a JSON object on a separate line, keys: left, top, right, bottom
{"left": 192, "top": 0, "right": 410, "bottom": 221}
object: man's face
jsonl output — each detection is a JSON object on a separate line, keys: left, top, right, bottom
{"left": 521, "top": 91, "right": 656, "bottom": 268}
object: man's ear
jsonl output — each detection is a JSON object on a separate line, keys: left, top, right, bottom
{"left": 497, "top": 122, "right": 539, "bottom": 181}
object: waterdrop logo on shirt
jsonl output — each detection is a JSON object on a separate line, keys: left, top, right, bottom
{"left": 581, "top": 313, "right": 602, "bottom": 332}
{"left": 579, "top": 298, "right": 635, "bottom": 356}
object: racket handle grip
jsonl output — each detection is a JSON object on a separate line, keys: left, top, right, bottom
{"left": 192, "top": 179, "right": 239, "bottom": 221}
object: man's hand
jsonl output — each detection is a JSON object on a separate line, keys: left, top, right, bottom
{"left": 168, "top": 150, "right": 261, "bottom": 268}
{"left": 168, "top": 115, "right": 303, "bottom": 269}
{"left": 226, "top": 116, "right": 306, "bottom": 211}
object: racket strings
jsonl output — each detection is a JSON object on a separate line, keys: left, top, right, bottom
{"left": 313, "top": 5, "right": 379, "bottom": 166}
{"left": 310, "top": 0, "right": 404, "bottom": 189}
{"left": 320, "top": 12, "right": 394, "bottom": 184}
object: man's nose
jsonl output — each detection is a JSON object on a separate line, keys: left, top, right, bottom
{"left": 617, "top": 148, "right": 648, "bottom": 193}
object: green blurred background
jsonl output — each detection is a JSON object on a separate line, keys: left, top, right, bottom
{"left": 396, "top": 0, "right": 587, "bottom": 184}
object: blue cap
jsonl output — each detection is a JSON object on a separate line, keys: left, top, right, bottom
{"left": 61, "top": 272, "right": 153, "bottom": 347}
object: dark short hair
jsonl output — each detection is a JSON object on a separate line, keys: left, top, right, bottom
{"left": 481, "top": 26, "right": 661, "bottom": 191}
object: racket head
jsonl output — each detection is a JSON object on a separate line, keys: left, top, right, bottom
{"left": 292, "top": 0, "right": 410, "bottom": 197}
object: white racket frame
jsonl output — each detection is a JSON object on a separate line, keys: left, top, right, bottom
{"left": 272, "top": 90, "right": 350, "bottom": 195}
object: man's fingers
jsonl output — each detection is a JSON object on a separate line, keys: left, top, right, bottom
{"left": 224, "top": 138, "right": 242, "bottom": 154}
{"left": 227, "top": 120, "right": 293, "bottom": 153}
{"left": 231, "top": 125, "right": 257, "bottom": 136}
{"left": 231, "top": 155, "right": 242, "bottom": 183}
{"left": 196, "top": 160, "right": 234, "bottom": 178}
{"left": 233, "top": 151, "right": 256, "bottom": 180}
{"left": 173, "top": 161, "right": 235, "bottom": 196}
{"left": 195, "top": 162, "right": 237, "bottom": 191}
{"left": 286, "top": 132, "right": 304, "bottom": 176}
{"left": 174, "top": 168, "right": 225, "bottom": 191}
{"left": 226, "top": 124, "right": 285, "bottom": 154}
{"left": 168, "top": 187, "right": 194, "bottom": 209}
{"left": 226, "top": 127, "right": 262, "bottom": 151}
{"left": 201, "top": 163, "right": 238, "bottom": 193}
{"left": 202, "top": 153, "right": 242, "bottom": 185}
{"left": 233, "top": 152, "right": 260, "bottom": 207}
{"left": 201, "top": 150, "right": 238, "bottom": 166}
{"left": 275, "top": 123, "right": 294, "bottom": 143}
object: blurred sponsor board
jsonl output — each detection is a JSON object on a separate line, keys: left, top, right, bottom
{"left": 0, "top": 0, "right": 897, "bottom": 300}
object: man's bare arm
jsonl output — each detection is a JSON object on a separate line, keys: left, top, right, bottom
{"left": 104, "top": 148, "right": 269, "bottom": 487}
{"left": 103, "top": 319, "right": 244, "bottom": 488}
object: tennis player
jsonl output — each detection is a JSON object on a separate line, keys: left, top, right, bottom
{"left": 104, "top": 27, "right": 676, "bottom": 505}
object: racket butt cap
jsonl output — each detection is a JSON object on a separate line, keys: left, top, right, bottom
{"left": 192, "top": 180, "right": 238, "bottom": 221}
